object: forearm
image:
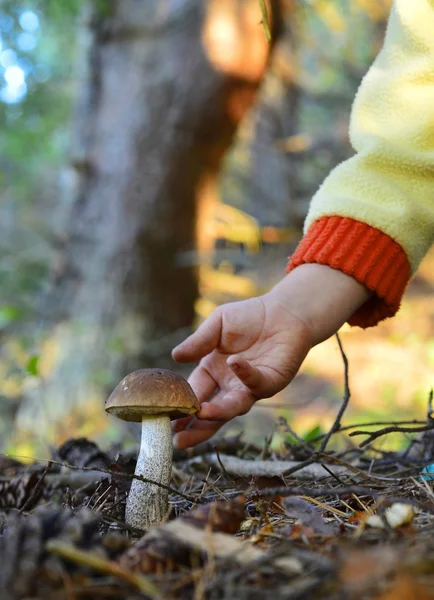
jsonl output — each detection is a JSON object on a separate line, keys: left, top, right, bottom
{"left": 266, "top": 264, "right": 373, "bottom": 346}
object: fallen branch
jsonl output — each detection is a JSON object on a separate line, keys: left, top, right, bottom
{"left": 197, "top": 454, "right": 354, "bottom": 480}
{"left": 0, "top": 454, "right": 196, "bottom": 502}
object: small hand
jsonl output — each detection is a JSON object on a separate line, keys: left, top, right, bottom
{"left": 171, "top": 294, "right": 313, "bottom": 448}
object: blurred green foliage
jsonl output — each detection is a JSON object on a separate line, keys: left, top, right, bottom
{"left": 0, "top": 0, "right": 78, "bottom": 324}
{"left": 0, "top": 0, "right": 79, "bottom": 447}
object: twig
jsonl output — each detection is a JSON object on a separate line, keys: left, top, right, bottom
{"left": 277, "top": 416, "right": 314, "bottom": 454}
{"left": 350, "top": 391, "right": 434, "bottom": 448}
{"left": 350, "top": 423, "right": 434, "bottom": 448}
{"left": 310, "top": 420, "right": 426, "bottom": 444}
{"left": 46, "top": 540, "right": 161, "bottom": 598}
{"left": 248, "top": 334, "right": 351, "bottom": 484}
{"left": 252, "top": 486, "right": 434, "bottom": 513}
{"left": 97, "top": 513, "right": 150, "bottom": 536}
{"left": 258, "top": 0, "right": 272, "bottom": 42}
{"left": 1, "top": 454, "right": 196, "bottom": 503}
{"left": 427, "top": 389, "right": 433, "bottom": 422}
{"left": 248, "top": 485, "right": 379, "bottom": 500}
{"left": 258, "top": 431, "right": 274, "bottom": 460}
{"left": 213, "top": 446, "right": 234, "bottom": 483}
{"left": 19, "top": 463, "right": 52, "bottom": 514}
{"left": 319, "top": 333, "right": 350, "bottom": 454}
{"left": 320, "top": 463, "right": 345, "bottom": 486}
{"left": 316, "top": 452, "right": 405, "bottom": 483}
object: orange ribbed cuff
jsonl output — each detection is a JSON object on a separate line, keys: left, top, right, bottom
{"left": 286, "top": 216, "right": 411, "bottom": 328}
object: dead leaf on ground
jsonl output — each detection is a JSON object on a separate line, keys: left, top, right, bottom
{"left": 281, "top": 496, "right": 336, "bottom": 535}
{"left": 181, "top": 494, "right": 246, "bottom": 533}
{"left": 340, "top": 546, "right": 398, "bottom": 596}
{"left": 375, "top": 572, "right": 434, "bottom": 600}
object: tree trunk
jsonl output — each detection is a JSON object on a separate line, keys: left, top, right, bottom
{"left": 20, "top": 0, "right": 282, "bottom": 442}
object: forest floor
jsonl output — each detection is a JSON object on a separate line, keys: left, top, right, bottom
{"left": 2, "top": 398, "right": 434, "bottom": 600}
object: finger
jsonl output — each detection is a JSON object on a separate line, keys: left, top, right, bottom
{"left": 172, "top": 310, "right": 222, "bottom": 362}
{"left": 173, "top": 420, "right": 224, "bottom": 449}
{"left": 171, "top": 415, "right": 194, "bottom": 432}
{"left": 188, "top": 363, "right": 218, "bottom": 403}
{"left": 198, "top": 389, "right": 255, "bottom": 422}
{"left": 172, "top": 363, "right": 219, "bottom": 432}
{"left": 227, "top": 356, "right": 271, "bottom": 397}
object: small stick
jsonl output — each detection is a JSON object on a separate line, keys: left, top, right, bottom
{"left": 258, "top": 431, "right": 274, "bottom": 460}
{"left": 19, "top": 464, "right": 52, "bottom": 514}
{"left": 258, "top": 0, "right": 272, "bottom": 42}
{"left": 249, "top": 485, "right": 378, "bottom": 500}
{"left": 427, "top": 389, "right": 433, "bottom": 421}
{"left": 350, "top": 391, "right": 434, "bottom": 448}
{"left": 277, "top": 416, "right": 314, "bottom": 454}
{"left": 46, "top": 540, "right": 161, "bottom": 598}
{"left": 319, "top": 333, "right": 350, "bottom": 454}
{"left": 1, "top": 454, "right": 196, "bottom": 502}
{"left": 320, "top": 463, "right": 345, "bottom": 486}
{"left": 350, "top": 423, "right": 434, "bottom": 447}
{"left": 213, "top": 446, "right": 234, "bottom": 483}
{"left": 309, "top": 420, "right": 426, "bottom": 445}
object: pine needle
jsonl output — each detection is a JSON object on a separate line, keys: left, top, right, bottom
{"left": 259, "top": 0, "right": 272, "bottom": 42}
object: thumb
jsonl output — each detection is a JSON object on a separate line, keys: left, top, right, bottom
{"left": 172, "top": 309, "right": 222, "bottom": 362}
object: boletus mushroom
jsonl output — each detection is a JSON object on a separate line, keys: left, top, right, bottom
{"left": 105, "top": 369, "right": 199, "bottom": 531}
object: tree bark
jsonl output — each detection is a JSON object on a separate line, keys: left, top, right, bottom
{"left": 55, "top": 0, "right": 281, "bottom": 345}
{"left": 21, "top": 0, "right": 283, "bottom": 439}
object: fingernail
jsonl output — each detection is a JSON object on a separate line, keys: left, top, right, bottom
{"left": 229, "top": 361, "right": 240, "bottom": 372}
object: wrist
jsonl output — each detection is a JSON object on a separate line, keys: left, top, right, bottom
{"left": 265, "top": 264, "right": 373, "bottom": 345}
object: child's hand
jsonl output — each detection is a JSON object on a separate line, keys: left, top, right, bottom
{"left": 172, "top": 264, "right": 372, "bottom": 448}
{"left": 171, "top": 293, "right": 313, "bottom": 448}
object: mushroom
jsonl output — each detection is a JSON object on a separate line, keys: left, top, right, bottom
{"left": 105, "top": 368, "right": 199, "bottom": 531}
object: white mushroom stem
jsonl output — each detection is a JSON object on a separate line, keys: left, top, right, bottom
{"left": 125, "top": 415, "right": 172, "bottom": 531}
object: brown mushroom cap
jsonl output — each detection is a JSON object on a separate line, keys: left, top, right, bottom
{"left": 105, "top": 369, "right": 200, "bottom": 422}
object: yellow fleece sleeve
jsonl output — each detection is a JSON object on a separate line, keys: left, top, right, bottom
{"left": 304, "top": 0, "right": 434, "bottom": 273}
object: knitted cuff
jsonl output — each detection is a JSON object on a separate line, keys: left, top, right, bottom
{"left": 286, "top": 216, "right": 411, "bottom": 328}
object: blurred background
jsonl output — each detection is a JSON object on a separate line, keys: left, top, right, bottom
{"left": 0, "top": 0, "right": 433, "bottom": 456}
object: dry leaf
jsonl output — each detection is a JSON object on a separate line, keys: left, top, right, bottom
{"left": 120, "top": 497, "right": 302, "bottom": 576}
{"left": 375, "top": 573, "right": 434, "bottom": 600}
{"left": 340, "top": 546, "right": 397, "bottom": 595}
{"left": 282, "top": 497, "right": 335, "bottom": 535}
{"left": 181, "top": 495, "right": 246, "bottom": 534}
